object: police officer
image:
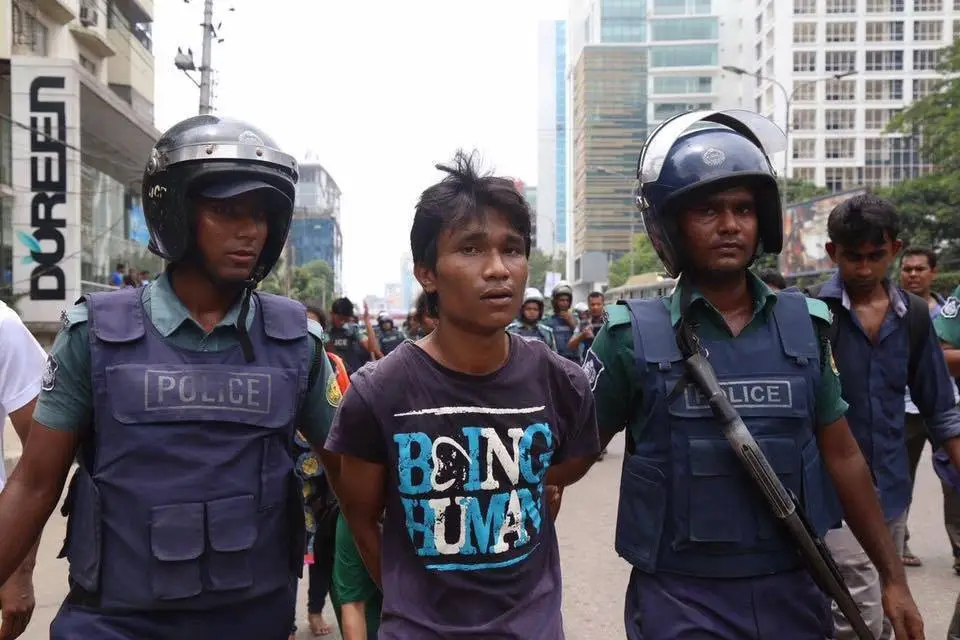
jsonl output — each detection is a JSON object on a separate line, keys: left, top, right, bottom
{"left": 506, "top": 287, "right": 557, "bottom": 350}
{"left": 586, "top": 110, "right": 922, "bottom": 639}
{"left": 0, "top": 115, "right": 339, "bottom": 640}
{"left": 374, "top": 312, "right": 405, "bottom": 357}
{"left": 543, "top": 281, "right": 580, "bottom": 362}
{"left": 327, "top": 297, "right": 376, "bottom": 374}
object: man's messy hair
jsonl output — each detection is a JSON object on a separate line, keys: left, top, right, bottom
{"left": 410, "top": 149, "right": 532, "bottom": 314}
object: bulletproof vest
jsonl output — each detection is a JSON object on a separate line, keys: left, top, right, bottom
{"left": 615, "top": 292, "right": 840, "bottom": 579}
{"left": 61, "top": 288, "right": 310, "bottom": 611}
{"left": 509, "top": 321, "right": 550, "bottom": 344}
{"left": 378, "top": 327, "right": 405, "bottom": 356}
{"left": 544, "top": 315, "right": 577, "bottom": 361}
{"left": 328, "top": 324, "right": 368, "bottom": 373}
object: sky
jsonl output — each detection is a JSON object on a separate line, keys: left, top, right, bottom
{"left": 153, "top": 0, "right": 566, "bottom": 302}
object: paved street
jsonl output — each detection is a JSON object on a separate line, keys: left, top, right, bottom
{"left": 4, "top": 426, "right": 958, "bottom": 639}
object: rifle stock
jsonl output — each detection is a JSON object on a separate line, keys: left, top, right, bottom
{"left": 682, "top": 351, "right": 875, "bottom": 640}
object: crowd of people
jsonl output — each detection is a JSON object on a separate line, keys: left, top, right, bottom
{"left": 0, "top": 110, "right": 959, "bottom": 640}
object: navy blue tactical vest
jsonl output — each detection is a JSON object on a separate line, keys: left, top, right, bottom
{"left": 61, "top": 287, "right": 309, "bottom": 611}
{"left": 329, "top": 324, "right": 368, "bottom": 373}
{"left": 544, "top": 315, "right": 577, "bottom": 361}
{"left": 507, "top": 321, "right": 551, "bottom": 345}
{"left": 377, "top": 328, "right": 405, "bottom": 356}
{"left": 615, "top": 292, "right": 840, "bottom": 579}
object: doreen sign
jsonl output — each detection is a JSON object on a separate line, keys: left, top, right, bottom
{"left": 10, "top": 57, "right": 82, "bottom": 324}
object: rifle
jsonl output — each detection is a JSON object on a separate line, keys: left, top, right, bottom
{"left": 674, "top": 320, "right": 874, "bottom": 640}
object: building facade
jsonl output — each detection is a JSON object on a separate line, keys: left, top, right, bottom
{"left": 1, "top": 0, "right": 160, "bottom": 334}
{"left": 750, "top": 0, "right": 949, "bottom": 190}
{"left": 536, "top": 19, "right": 567, "bottom": 257}
{"left": 290, "top": 160, "right": 343, "bottom": 294}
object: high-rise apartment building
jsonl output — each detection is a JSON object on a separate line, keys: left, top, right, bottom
{"left": 1, "top": 0, "right": 160, "bottom": 335}
{"left": 565, "top": 0, "right": 751, "bottom": 295}
{"left": 750, "top": 0, "right": 950, "bottom": 190}
{"left": 290, "top": 161, "right": 343, "bottom": 295}
{"left": 536, "top": 19, "right": 567, "bottom": 257}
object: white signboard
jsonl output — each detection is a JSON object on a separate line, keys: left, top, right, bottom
{"left": 10, "top": 57, "right": 82, "bottom": 325}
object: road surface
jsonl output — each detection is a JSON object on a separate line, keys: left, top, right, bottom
{"left": 4, "top": 428, "right": 957, "bottom": 639}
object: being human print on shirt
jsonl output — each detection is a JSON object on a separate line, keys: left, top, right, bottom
{"left": 393, "top": 400, "right": 555, "bottom": 571}
{"left": 324, "top": 334, "right": 599, "bottom": 637}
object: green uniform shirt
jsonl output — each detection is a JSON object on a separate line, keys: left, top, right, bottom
{"left": 933, "top": 286, "right": 960, "bottom": 347}
{"left": 589, "top": 272, "right": 849, "bottom": 443}
{"left": 331, "top": 513, "right": 382, "bottom": 638}
{"left": 34, "top": 272, "right": 336, "bottom": 448}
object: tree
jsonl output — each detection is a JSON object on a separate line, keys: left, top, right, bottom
{"left": 784, "top": 179, "right": 830, "bottom": 206}
{"left": 886, "top": 39, "right": 960, "bottom": 170}
{"left": 527, "top": 249, "right": 566, "bottom": 293}
{"left": 879, "top": 173, "right": 960, "bottom": 268}
{"left": 607, "top": 234, "right": 663, "bottom": 288}
{"left": 259, "top": 258, "right": 334, "bottom": 305}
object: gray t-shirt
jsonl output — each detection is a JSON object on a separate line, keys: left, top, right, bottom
{"left": 325, "top": 335, "right": 599, "bottom": 639}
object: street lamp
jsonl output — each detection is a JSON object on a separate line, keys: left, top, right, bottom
{"left": 721, "top": 65, "right": 857, "bottom": 202}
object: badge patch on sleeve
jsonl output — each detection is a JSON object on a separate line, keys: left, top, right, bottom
{"left": 942, "top": 297, "right": 959, "bottom": 319}
{"left": 326, "top": 373, "right": 342, "bottom": 407}
{"left": 581, "top": 349, "right": 605, "bottom": 392}
{"left": 41, "top": 355, "right": 58, "bottom": 392}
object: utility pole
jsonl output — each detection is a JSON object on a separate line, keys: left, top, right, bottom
{"left": 198, "top": 0, "right": 215, "bottom": 115}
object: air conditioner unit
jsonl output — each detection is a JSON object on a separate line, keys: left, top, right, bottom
{"left": 79, "top": 6, "right": 98, "bottom": 28}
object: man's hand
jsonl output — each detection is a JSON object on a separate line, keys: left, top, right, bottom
{"left": 546, "top": 485, "right": 563, "bottom": 521}
{"left": 882, "top": 581, "right": 924, "bottom": 640}
{"left": 0, "top": 572, "right": 35, "bottom": 640}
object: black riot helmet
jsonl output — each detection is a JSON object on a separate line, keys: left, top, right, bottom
{"left": 141, "top": 115, "right": 298, "bottom": 284}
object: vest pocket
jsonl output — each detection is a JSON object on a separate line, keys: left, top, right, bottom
{"left": 61, "top": 469, "right": 102, "bottom": 592}
{"left": 149, "top": 503, "right": 204, "bottom": 600}
{"left": 755, "top": 438, "right": 802, "bottom": 540}
{"left": 615, "top": 456, "right": 667, "bottom": 572}
{"left": 206, "top": 495, "right": 258, "bottom": 591}
{"left": 800, "top": 438, "right": 841, "bottom": 535}
{"left": 687, "top": 439, "right": 749, "bottom": 543}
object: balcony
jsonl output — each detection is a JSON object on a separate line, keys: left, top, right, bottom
{"left": 106, "top": 26, "right": 155, "bottom": 105}
{"left": 70, "top": 3, "right": 116, "bottom": 59}
{"left": 112, "top": 0, "right": 152, "bottom": 23}
{"left": 34, "top": 0, "right": 77, "bottom": 25}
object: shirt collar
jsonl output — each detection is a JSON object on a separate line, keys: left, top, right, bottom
{"left": 144, "top": 270, "right": 256, "bottom": 337}
{"left": 667, "top": 270, "right": 777, "bottom": 327}
{"left": 821, "top": 272, "right": 907, "bottom": 318}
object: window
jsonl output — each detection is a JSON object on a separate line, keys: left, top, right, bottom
{"left": 865, "top": 50, "right": 903, "bottom": 71}
{"left": 861, "top": 167, "right": 890, "bottom": 187}
{"left": 913, "top": 48, "right": 940, "bottom": 70}
{"left": 756, "top": 15, "right": 763, "bottom": 33}
{"left": 651, "top": 44, "right": 718, "bottom": 67}
{"left": 955, "top": 19, "right": 960, "bottom": 39}
{"left": 793, "top": 138, "right": 817, "bottom": 159}
{"left": 793, "top": 51, "right": 817, "bottom": 72}
{"left": 866, "top": 20, "right": 904, "bottom": 41}
{"left": 652, "top": 75, "right": 713, "bottom": 94}
{"left": 825, "top": 79, "right": 857, "bottom": 100}
{"left": 825, "top": 167, "right": 857, "bottom": 191}
{"left": 825, "top": 109, "right": 856, "bottom": 130}
{"left": 11, "top": 5, "right": 48, "bottom": 55}
{"left": 913, "top": 0, "right": 943, "bottom": 10}
{"left": 825, "top": 51, "right": 856, "bottom": 72}
{"left": 794, "top": 22, "right": 817, "bottom": 43}
{"left": 826, "top": 0, "right": 857, "bottom": 12}
{"left": 651, "top": 17, "right": 719, "bottom": 41}
{"left": 864, "top": 108, "right": 900, "bottom": 129}
{"left": 794, "top": 83, "right": 817, "bottom": 101}
{"left": 78, "top": 54, "right": 97, "bottom": 75}
{"left": 794, "top": 0, "right": 816, "bottom": 13}
{"left": 826, "top": 22, "right": 857, "bottom": 42}
{"left": 653, "top": 102, "right": 713, "bottom": 120}
{"left": 913, "top": 77, "right": 940, "bottom": 98}
{"left": 793, "top": 109, "right": 817, "bottom": 130}
{"left": 755, "top": 42, "right": 763, "bottom": 60}
{"left": 865, "top": 138, "right": 891, "bottom": 163}
{"left": 793, "top": 167, "right": 817, "bottom": 182}
{"left": 652, "top": 0, "right": 712, "bottom": 15}
{"left": 866, "top": 0, "right": 904, "bottom": 9}
{"left": 825, "top": 138, "right": 856, "bottom": 159}
{"left": 865, "top": 79, "right": 903, "bottom": 100}
{"left": 913, "top": 19, "right": 943, "bottom": 41}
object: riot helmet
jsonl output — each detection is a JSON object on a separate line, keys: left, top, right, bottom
{"left": 377, "top": 311, "right": 394, "bottom": 329}
{"left": 141, "top": 115, "right": 298, "bottom": 284}
{"left": 521, "top": 287, "right": 545, "bottom": 322}
{"left": 551, "top": 281, "right": 573, "bottom": 299}
{"left": 634, "top": 109, "right": 786, "bottom": 277}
